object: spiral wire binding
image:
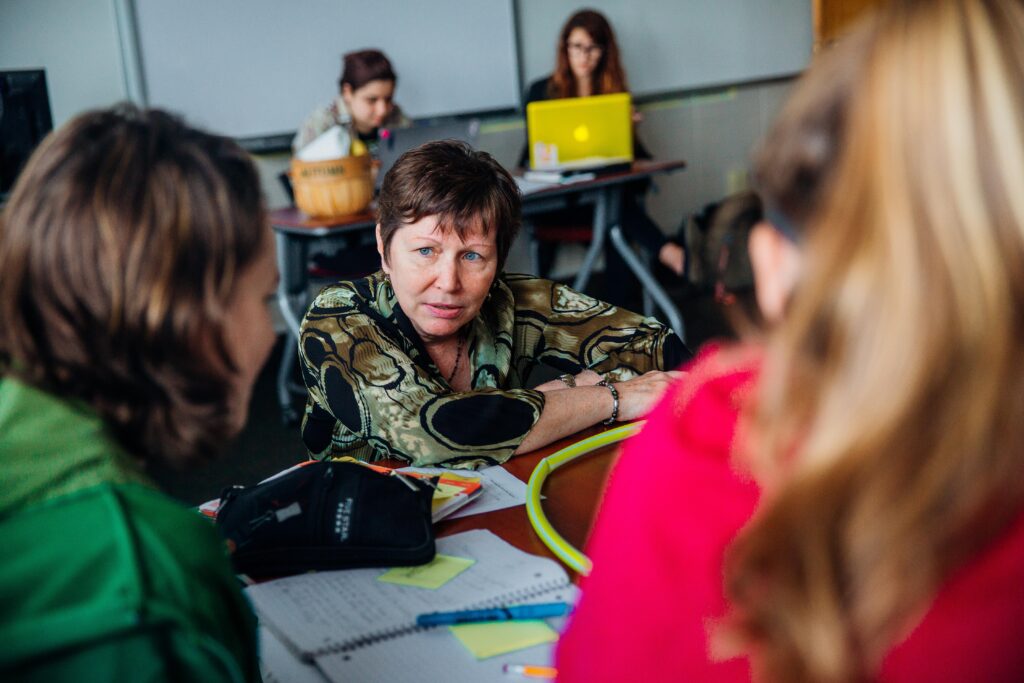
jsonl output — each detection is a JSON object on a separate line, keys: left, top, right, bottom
{"left": 318, "top": 564, "right": 569, "bottom": 654}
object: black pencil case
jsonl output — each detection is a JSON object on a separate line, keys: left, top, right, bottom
{"left": 215, "top": 461, "right": 436, "bottom": 578}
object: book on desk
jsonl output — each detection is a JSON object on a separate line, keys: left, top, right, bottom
{"left": 348, "top": 459, "right": 484, "bottom": 522}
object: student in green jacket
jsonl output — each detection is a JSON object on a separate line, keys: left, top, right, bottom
{"left": 0, "top": 105, "right": 278, "bottom": 681}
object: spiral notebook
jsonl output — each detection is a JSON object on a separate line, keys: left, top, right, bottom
{"left": 245, "top": 529, "right": 572, "bottom": 663}
{"left": 315, "top": 592, "right": 572, "bottom": 683}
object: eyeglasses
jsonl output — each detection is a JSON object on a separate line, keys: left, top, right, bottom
{"left": 567, "top": 42, "right": 603, "bottom": 57}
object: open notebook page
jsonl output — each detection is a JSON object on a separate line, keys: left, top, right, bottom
{"left": 245, "top": 528, "right": 569, "bottom": 659}
{"left": 315, "top": 585, "right": 577, "bottom": 683}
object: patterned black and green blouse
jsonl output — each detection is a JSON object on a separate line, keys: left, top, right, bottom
{"left": 299, "top": 271, "right": 687, "bottom": 468}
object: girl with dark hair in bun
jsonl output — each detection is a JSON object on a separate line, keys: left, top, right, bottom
{"left": 293, "top": 48, "right": 411, "bottom": 157}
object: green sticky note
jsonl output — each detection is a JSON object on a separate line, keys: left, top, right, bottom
{"left": 449, "top": 620, "right": 559, "bottom": 660}
{"left": 377, "top": 554, "right": 475, "bottom": 589}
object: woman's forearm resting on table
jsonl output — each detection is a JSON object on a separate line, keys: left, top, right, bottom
{"left": 515, "top": 385, "right": 616, "bottom": 454}
{"left": 514, "top": 369, "right": 683, "bottom": 454}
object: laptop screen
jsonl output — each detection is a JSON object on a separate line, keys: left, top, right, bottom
{"left": 376, "top": 119, "right": 481, "bottom": 190}
{"left": 526, "top": 93, "right": 633, "bottom": 171}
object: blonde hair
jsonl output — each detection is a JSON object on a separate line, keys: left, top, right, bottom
{"left": 723, "top": 1, "right": 1024, "bottom": 680}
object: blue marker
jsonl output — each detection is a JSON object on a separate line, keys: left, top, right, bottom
{"left": 416, "top": 601, "right": 570, "bottom": 627}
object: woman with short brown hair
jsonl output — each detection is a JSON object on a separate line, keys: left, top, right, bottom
{"left": 299, "top": 139, "right": 687, "bottom": 468}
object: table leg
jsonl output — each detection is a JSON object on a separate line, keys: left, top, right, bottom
{"left": 274, "top": 232, "right": 310, "bottom": 424}
{"left": 275, "top": 337, "right": 303, "bottom": 425}
{"left": 573, "top": 189, "right": 615, "bottom": 293}
{"left": 608, "top": 224, "right": 687, "bottom": 343}
{"left": 275, "top": 232, "right": 308, "bottom": 338}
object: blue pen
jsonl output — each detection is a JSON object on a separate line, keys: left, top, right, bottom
{"left": 416, "top": 601, "right": 570, "bottom": 627}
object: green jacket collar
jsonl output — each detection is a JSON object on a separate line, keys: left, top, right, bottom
{"left": 0, "top": 377, "right": 152, "bottom": 517}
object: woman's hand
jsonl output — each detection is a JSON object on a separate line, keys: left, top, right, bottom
{"left": 609, "top": 370, "right": 684, "bottom": 422}
{"left": 515, "top": 369, "right": 683, "bottom": 454}
{"left": 658, "top": 242, "right": 686, "bottom": 277}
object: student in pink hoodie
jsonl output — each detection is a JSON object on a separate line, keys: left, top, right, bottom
{"left": 557, "top": 1, "right": 1024, "bottom": 680}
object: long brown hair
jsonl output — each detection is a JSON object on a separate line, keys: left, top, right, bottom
{"left": 549, "top": 9, "right": 628, "bottom": 99}
{"left": 0, "top": 105, "right": 266, "bottom": 467}
{"left": 722, "top": 1, "right": 1024, "bottom": 680}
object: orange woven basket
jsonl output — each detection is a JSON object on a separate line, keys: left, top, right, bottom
{"left": 290, "top": 155, "right": 373, "bottom": 218}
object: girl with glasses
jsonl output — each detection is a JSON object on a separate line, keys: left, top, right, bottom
{"left": 520, "top": 9, "right": 687, "bottom": 304}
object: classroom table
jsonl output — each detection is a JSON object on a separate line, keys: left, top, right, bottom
{"left": 515, "top": 159, "right": 687, "bottom": 337}
{"left": 270, "top": 159, "right": 687, "bottom": 422}
{"left": 256, "top": 426, "right": 623, "bottom": 681}
{"left": 437, "top": 424, "right": 619, "bottom": 579}
{"left": 371, "top": 423, "right": 618, "bottom": 579}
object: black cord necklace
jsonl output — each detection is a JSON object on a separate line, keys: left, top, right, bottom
{"left": 446, "top": 332, "right": 466, "bottom": 384}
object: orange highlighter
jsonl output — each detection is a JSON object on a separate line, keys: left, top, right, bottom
{"left": 503, "top": 664, "right": 558, "bottom": 679}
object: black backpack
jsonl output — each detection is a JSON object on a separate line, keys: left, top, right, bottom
{"left": 215, "top": 461, "right": 436, "bottom": 578}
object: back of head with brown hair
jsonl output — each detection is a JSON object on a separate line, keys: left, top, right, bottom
{"left": 720, "top": 1, "right": 1024, "bottom": 680}
{"left": 549, "top": 8, "right": 628, "bottom": 99}
{"left": 339, "top": 49, "right": 397, "bottom": 92}
{"left": 0, "top": 105, "right": 266, "bottom": 467}
{"left": 376, "top": 139, "right": 521, "bottom": 271}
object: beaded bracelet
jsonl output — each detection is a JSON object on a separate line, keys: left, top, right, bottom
{"left": 596, "top": 379, "right": 619, "bottom": 425}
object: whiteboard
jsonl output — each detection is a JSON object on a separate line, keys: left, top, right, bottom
{"left": 517, "top": 0, "right": 812, "bottom": 98}
{"left": 130, "top": 0, "right": 810, "bottom": 142}
{"left": 131, "top": 0, "right": 520, "bottom": 140}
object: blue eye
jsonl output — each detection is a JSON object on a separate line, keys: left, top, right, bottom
{"left": 464, "top": 252, "right": 480, "bottom": 261}
{"left": 418, "top": 247, "right": 433, "bottom": 256}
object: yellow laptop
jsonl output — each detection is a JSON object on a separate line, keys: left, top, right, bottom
{"left": 526, "top": 93, "right": 633, "bottom": 172}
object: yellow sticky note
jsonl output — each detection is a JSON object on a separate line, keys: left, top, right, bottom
{"left": 433, "top": 482, "right": 459, "bottom": 502}
{"left": 377, "top": 554, "right": 474, "bottom": 589}
{"left": 449, "top": 621, "right": 558, "bottom": 660}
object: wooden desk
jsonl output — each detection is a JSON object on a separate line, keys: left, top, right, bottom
{"left": 269, "top": 159, "right": 687, "bottom": 421}
{"left": 438, "top": 426, "right": 620, "bottom": 579}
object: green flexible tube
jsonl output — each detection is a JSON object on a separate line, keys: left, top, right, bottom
{"left": 525, "top": 422, "right": 643, "bottom": 575}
